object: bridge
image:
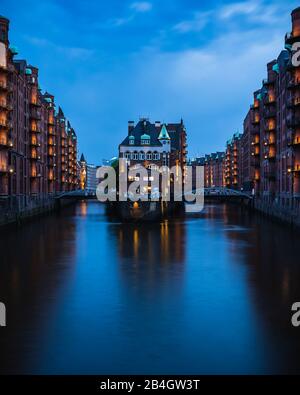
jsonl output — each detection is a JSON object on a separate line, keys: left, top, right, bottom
{"left": 203, "top": 187, "right": 252, "bottom": 199}
{"left": 54, "top": 190, "right": 96, "bottom": 199}
{"left": 181, "top": 187, "right": 253, "bottom": 204}
{"left": 55, "top": 187, "right": 252, "bottom": 202}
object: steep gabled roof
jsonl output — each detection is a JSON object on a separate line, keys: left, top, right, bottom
{"left": 119, "top": 119, "right": 185, "bottom": 149}
{"left": 158, "top": 124, "right": 170, "bottom": 140}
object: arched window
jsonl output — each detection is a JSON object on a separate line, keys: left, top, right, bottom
{"left": 139, "top": 152, "right": 145, "bottom": 160}
{"left": 146, "top": 152, "right": 152, "bottom": 160}
{"left": 125, "top": 152, "right": 130, "bottom": 159}
{"left": 133, "top": 152, "right": 139, "bottom": 160}
{"left": 153, "top": 152, "right": 160, "bottom": 160}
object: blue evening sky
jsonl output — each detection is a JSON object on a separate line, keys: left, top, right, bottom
{"left": 1, "top": 0, "right": 298, "bottom": 163}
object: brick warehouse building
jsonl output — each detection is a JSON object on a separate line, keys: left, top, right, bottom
{"left": 198, "top": 7, "right": 300, "bottom": 214}
{"left": 243, "top": 6, "right": 300, "bottom": 209}
{"left": 0, "top": 15, "right": 78, "bottom": 206}
{"left": 119, "top": 119, "right": 187, "bottom": 195}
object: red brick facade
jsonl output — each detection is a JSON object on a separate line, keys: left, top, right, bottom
{"left": 0, "top": 16, "right": 78, "bottom": 201}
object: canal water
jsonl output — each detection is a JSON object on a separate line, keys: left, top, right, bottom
{"left": 0, "top": 201, "right": 300, "bottom": 374}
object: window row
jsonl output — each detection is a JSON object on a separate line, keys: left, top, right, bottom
{"left": 124, "top": 152, "right": 161, "bottom": 161}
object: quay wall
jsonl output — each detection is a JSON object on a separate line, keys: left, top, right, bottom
{"left": 0, "top": 195, "right": 76, "bottom": 227}
{"left": 250, "top": 199, "right": 300, "bottom": 228}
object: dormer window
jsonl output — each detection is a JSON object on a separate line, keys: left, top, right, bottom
{"left": 141, "top": 134, "right": 150, "bottom": 145}
{"left": 129, "top": 136, "right": 135, "bottom": 145}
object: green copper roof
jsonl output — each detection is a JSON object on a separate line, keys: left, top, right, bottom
{"left": 158, "top": 124, "right": 170, "bottom": 140}
{"left": 285, "top": 43, "right": 292, "bottom": 51}
{"left": 129, "top": 135, "right": 135, "bottom": 139}
{"left": 272, "top": 63, "right": 279, "bottom": 74}
{"left": 10, "top": 46, "right": 18, "bottom": 55}
{"left": 256, "top": 93, "right": 262, "bottom": 101}
{"left": 25, "top": 68, "right": 32, "bottom": 75}
{"left": 141, "top": 134, "right": 150, "bottom": 139}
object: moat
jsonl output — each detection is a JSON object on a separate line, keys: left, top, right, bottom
{"left": 0, "top": 201, "right": 300, "bottom": 374}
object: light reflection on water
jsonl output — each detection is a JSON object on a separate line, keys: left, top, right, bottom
{"left": 0, "top": 200, "right": 300, "bottom": 374}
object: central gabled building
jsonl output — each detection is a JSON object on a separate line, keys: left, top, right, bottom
{"left": 119, "top": 118, "right": 187, "bottom": 175}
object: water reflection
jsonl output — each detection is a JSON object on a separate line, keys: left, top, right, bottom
{"left": 0, "top": 205, "right": 78, "bottom": 373}
{"left": 0, "top": 201, "right": 300, "bottom": 374}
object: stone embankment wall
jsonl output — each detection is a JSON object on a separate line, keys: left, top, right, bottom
{"left": 0, "top": 195, "right": 75, "bottom": 227}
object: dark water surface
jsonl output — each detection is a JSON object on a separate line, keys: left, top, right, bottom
{"left": 0, "top": 201, "right": 300, "bottom": 374}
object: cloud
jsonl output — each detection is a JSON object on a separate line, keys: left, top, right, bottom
{"left": 219, "top": 1, "right": 259, "bottom": 19}
{"left": 103, "top": 2, "right": 152, "bottom": 28}
{"left": 173, "top": 11, "right": 211, "bottom": 33}
{"left": 219, "top": 0, "right": 284, "bottom": 25}
{"left": 108, "top": 16, "right": 134, "bottom": 27}
{"left": 25, "top": 36, "right": 94, "bottom": 60}
{"left": 130, "top": 2, "right": 152, "bottom": 13}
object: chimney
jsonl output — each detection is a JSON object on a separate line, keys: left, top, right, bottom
{"left": 128, "top": 121, "right": 135, "bottom": 134}
{"left": 155, "top": 121, "right": 161, "bottom": 128}
{"left": 292, "top": 7, "right": 300, "bottom": 37}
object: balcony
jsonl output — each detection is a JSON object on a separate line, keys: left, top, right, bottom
{"left": 30, "top": 138, "right": 39, "bottom": 147}
{"left": 0, "top": 80, "right": 8, "bottom": 91}
{"left": 0, "top": 164, "right": 8, "bottom": 173}
{"left": 30, "top": 100, "right": 41, "bottom": 108}
{"left": 264, "top": 107, "right": 276, "bottom": 118}
{"left": 265, "top": 153, "right": 276, "bottom": 162}
{"left": 48, "top": 127, "right": 56, "bottom": 136}
{"left": 252, "top": 117, "right": 260, "bottom": 125}
{"left": 263, "top": 96, "right": 276, "bottom": 106}
{"left": 251, "top": 124, "right": 260, "bottom": 135}
{"left": 0, "top": 64, "right": 9, "bottom": 73}
{"left": 287, "top": 115, "right": 300, "bottom": 128}
{"left": 30, "top": 149, "right": 40, "bottom": 160}
{"left": 287, "top": 96, "right": 300, "bottom": 108}
{"left": 48, "top": 157, "right": 55, "bottom": 167}
{"left": 251, "top": 157, "right": 260, "bottom": 168}
{"left": 0, "top": 137, "right": 8, "bottom": 147}
{"left": 288, "top": 133, "right": 300, "bottom": 147}
{"left": 30, "top": 127, "right": 41, "bottom": 134}
{"left": 0, "top": 119, "right": 12, "bottom": 129}
{"left": 294, "top": 164, "right": 300, "bottom": 173}
{"left": 30, "top": 109, "right": 41, "bottom": 120}
{"left": 0, "top": 100, "right": 12, "bottom": 111}
{"left": 265, "top": 122, "right": 276, "bottom": 132}
{"left": 288, "top": 78, "right": 300, "bottom": 90}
